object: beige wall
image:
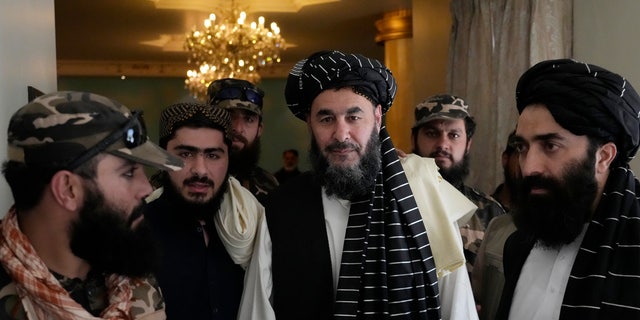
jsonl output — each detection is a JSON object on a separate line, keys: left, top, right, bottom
{"left": 0, "top": 0, "right": 57, "bottom": 213}
{"left": 573, "top": 0, "right": 640, "bottom": 173}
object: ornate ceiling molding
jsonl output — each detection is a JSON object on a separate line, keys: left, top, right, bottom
{"left": 148, "top": 0, "right": 338, "bottom": 13}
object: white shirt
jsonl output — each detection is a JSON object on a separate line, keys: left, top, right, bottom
{"left": 238, "top": 155, "right": 479, "bottom": 320}
{"left": 508, "top": 225, "right": 589, "bottom": 320}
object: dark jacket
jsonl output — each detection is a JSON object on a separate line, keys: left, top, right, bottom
{"left": 266, "top": 172, "right": 334, "bottom": 320}
{"left": 146, "top": 192, "right": 245, "bottom": 320}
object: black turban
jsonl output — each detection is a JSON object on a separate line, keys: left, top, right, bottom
{"left": 284, "top": 50, "right": 397, "bottom": 120}
{"left": 516, "top": 59, "right": 640, "bottom": 164}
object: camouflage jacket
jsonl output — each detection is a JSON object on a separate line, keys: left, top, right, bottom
{"left": 0, "top": 268, "right": 165, "bottom": 319}
{"left": 233, "top": 166, "right": 279, "bottom": 205}
{"left": 456, "top": 184, "right": 506, "bottom": 273}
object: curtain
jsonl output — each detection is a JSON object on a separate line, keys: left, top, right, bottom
{"left": 447, "top": 0, "right": 572, "bottom": 194}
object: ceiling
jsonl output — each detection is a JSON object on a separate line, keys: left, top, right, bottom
{"left": 55, "top": 0, "right": 412, "bottom": 78}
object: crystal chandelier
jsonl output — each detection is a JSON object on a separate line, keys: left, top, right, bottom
{"left": 184, "top": 1, "right": 286, "bottom": 101}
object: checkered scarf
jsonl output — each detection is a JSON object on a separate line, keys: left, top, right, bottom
{"left": 0, "top": 207, "right": 163, "bottom": 320}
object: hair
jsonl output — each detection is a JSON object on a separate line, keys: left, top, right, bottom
{"left": 465, "top": 116, "right": 477, "bottom": 139}
{"left": 2, "top": 155, "right": 101, "bottom": 212}
{"left": 283, "top": 149, "right": 299, "bottom": 157}
{"left": 159, "top": 115, "right": 232, "bottom": 150}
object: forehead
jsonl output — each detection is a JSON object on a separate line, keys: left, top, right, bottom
{"left": 516, "top": 104, "right": 568, "bottom": 139}
{"left": 170, "top": 126, "right": 226, "bottom": 148}
{"left": 421, "top": 118, "right": 466, "bottom": 131}
{"left": 310, "top": 88, "right": 373, "bottom": 114}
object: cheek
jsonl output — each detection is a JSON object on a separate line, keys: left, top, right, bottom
{"left": 415, "top": 136, "right": 434, "bottom": 153}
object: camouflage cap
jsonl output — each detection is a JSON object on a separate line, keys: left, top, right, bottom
{"left": 206, "top": 78, "right": 264, "bottom": 116}
{"left": 7, "top": 91, "right": 183, "bottom": 171}
{"left": 413, "top": 94, "right": 471, "bottom": 129}
{"left": 159, "top": 102, "right": 232, "bottom": 142}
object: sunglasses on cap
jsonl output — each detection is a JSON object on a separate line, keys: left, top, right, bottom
{"left": 66, "top": 111, "right": 148, "bottom": 170}
{"left": 210, "top": 86, "right": 263, "bottom": 106}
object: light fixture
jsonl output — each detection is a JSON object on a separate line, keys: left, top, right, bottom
{"left": 184, "top": 0, "right": 286, "bottom": 101}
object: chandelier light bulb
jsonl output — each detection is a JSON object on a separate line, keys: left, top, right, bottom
{"left": 184, "top": 2, "right": 286, "bottom": 101}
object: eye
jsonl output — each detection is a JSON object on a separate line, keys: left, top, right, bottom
{"left": 512, "top": 142, "right": 527, "bottom": 153}
{"left": 123, "top": 166, "right": 139, "bottom": 178}
{"left": 544, "top": 142, "right": 559, "bottom": 152}
{"left": 178, "top": 151, "right": 195, "bottom": 159}
{"left": 424, "top": 130, "right": 438, "bottom": 138}
{"left": 318, "top": 116, "right": 334, "bottom": 123}
{"left": 347, "top": 115, "right": 362, "bottom": 121}
{"left": 449, "top": 132, "right": 461, "bottom": 139}
{"left": 244, "top": 116, "right": 256, "bottom": 123}
{"left": 205, "top": 152, "right": 220, "bottom": 160}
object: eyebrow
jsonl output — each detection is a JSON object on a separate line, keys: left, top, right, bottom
{"left": 513, "top": 132, "right": 564, "bottom": 143}
{"left": 173, "top": 145, "right": 226, "bottom": 154}
{"left": 315, "top": 106, "right": 364, "bottom": 117}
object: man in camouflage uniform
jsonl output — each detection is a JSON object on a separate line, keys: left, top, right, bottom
{"left": 0, "top": 91, "right": 183, "bottom": 319}
{"left": 207, "top": 78, "right": 278, "bottom": 204}
{"left": 411, "top": 94, "right": 505, "bottom": 274}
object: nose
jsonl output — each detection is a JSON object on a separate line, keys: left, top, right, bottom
{"left": 434, "top": 134, "right": 450, "bottom": 150}
{"left": 519, "top": 149, "right": 544, "bottom": 177}
{"left": 230, "top": 116, "right": 244, "bottom": 135}
{"left": 333, "top": 119, "right": 350, "bottom": 142}
{"left": 189, "top": 153, "right": 208, "bottom": 176}
{"left": 137, "top": 173, "right": 154, "bottom": 200}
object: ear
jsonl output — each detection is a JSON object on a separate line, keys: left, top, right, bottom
{"left": 257, "top": 121, "right": 264, "bottom": 138}
{"left": 49, "top": 170, "right": 84, "bottom": 212}
{"left": 595, "top": 142, "right": 617, "bottom": 174}
{"left": 374, "top": 105, "right": 382, "bottom": 130}
{"left": 466, "top": 137, "right": 473, "bottom": 153}
{"left": 501, "top": 150, "right": 509, "bottom": 167}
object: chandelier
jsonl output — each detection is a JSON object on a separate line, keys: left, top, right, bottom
{"left": 184, "top": 1, "right": 286, "bottom": 101}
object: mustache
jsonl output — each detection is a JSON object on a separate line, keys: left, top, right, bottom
{"left": 127, "top": 202, "right": 146, "bottom": 227}
{"left": 325, "top": 140, "right": 360, "bottom": 152}
{"left": 183, "top": 175, "right": 215, "bottom": 187}
{"left": 428, "top": 149, "right": 451, "bottom": 159}
{"left": 521, "top": 175, "right": 559, "bottom": 192}
{"left": 231, "top": 132, "right": 248, "bottom": 144}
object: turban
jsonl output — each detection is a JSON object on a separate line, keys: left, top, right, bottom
{"left": 516, "top": 59, "right": 640, "bottom": 164}
{"left": 284, "top": 50, "right": 397, "bottom": 120}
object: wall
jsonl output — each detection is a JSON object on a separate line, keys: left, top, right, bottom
{"left": 573, "top": 0, "right": 640, "bottom": 173}
{"left": 0, "top": 0, "right": 57, "bottom": 214}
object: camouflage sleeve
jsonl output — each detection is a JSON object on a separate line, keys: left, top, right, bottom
{"left": 130, "top": 276, "right": 166, "bottom": 320}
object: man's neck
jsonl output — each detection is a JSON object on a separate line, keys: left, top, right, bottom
{"left": 19, "top": 206, "right": 90, "bottom": 280}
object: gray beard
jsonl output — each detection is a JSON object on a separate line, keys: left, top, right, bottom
{"left": 309, "top": 128, "right": 381, "bottom": 200}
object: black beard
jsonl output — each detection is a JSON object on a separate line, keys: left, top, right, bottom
{"left": 230, "top": 138, "right": 261, "bottom": 178}
{"left": 512, "top": 152, "right": 597, "bottom": 248}
{"left": 437, "top": 153, "right": 470, "bottom": 188}
{"left": 309, "top": 128, "right": 381, "bottom": 200}
{"left": 160, "top": 172, "right": 228, "bottom": 225}
{"left": 70, "top": 183, "right": 159, "bottom": 278}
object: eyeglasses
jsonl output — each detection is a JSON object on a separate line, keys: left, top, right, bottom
{"left": 66, "top": 111, "right": 147, "bottom": 170}
{"left": 210, "top": 87, "right": 263, "bottom": 106}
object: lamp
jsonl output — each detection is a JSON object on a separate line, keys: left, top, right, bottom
{"left": 184, "top": 0, "right": 286, "bottom": 101}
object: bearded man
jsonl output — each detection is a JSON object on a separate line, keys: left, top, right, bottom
{"left": 411, "top": 94, "right": 505, "bottom": 274}
{"left": 496, "top": 59, "right": 640, "bottom": 319}
{"left": 145, "top": 103, "right": 264, "bottom": 320}
{"left": 207, "top": 78, "right": 278, "bottom": 204}
{"left": 0, "top": 91, "right": 183, "bottom": 319}
{"left": 240, "top": 50, "right": 480, "bottom": 320}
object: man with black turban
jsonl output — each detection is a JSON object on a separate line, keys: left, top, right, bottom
{"left": 239, "top": 50, "right": 479, "bottom": 319}
{"left": 496, "top": 59, "right": 640, "bottom": 319}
